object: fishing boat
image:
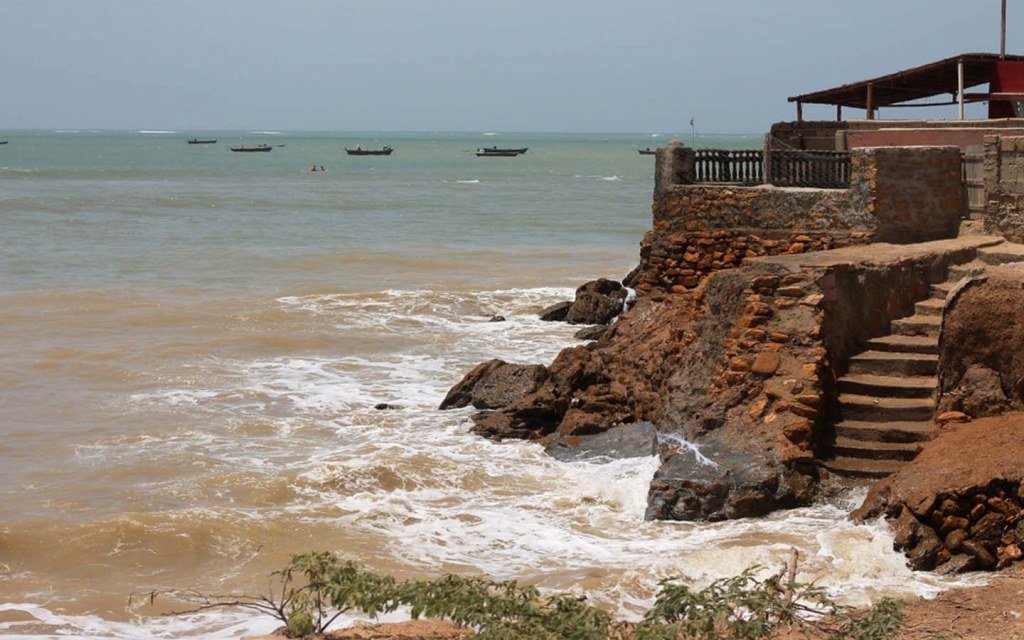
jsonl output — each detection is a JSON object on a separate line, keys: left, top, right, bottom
{"left": 230, "top": 144, "right": 272, "bottom": 153}
{"left": 188, "top": 138, "right": 217, "bottom": 145}
{"left": 477, "top": 146, "right": 528, "bottom": 155}
{"left": 638, "top": 148, "right": 656, "bottom": 155}
{"left": 475, "top": 149, "right": 520, "bottom": 157}
{"left": 0, "top": 141, "right": 8, "bottom": 145}
{"left": 346, "top": 145, "right": 393, "bottom": 156}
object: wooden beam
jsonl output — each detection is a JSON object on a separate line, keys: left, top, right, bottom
{"left": 836, "top": 104, "right": 842, "bottom": 121}
{"left": 797, "top": 101, "right": 803, "bottom": 122}
{"left": 958, "top": 59, "right": 965, "bottom": 120}
{"left": 866, "top": 83, "right": 875, "bottom": 120}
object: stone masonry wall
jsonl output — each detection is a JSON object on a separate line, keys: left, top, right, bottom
{"left": 984, "top": 135, "right": 1024, "bottom": 242}
{"left": 859, "top": 146, "right": 964, "bottom": 243}
{"left": 769, "top": 121, "right": 845, "bottom": 152}
{"left": 633, "top": 144, "right": 966, "bottom": 295}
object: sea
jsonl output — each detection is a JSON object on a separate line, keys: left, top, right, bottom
{"left": 0, "top": 130, "right": 976, "bottom": 638}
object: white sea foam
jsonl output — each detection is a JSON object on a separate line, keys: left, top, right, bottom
{"left": 455, "top": 179, "right": 480, "bottom": 184}
{"left": 250, "top": 131, "right": 282, "bottom": 135}
{"left": 60, "top": 285, "right": 979, "bottom": 636}
{"left": 136, "top": 130, "right": 179, "bottom": 134}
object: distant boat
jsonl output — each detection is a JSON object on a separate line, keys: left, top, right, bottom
{"left": 0, "top": 141, "right": 8, "bottom": 145}
{"left": 230, "top": 144, "right": 272, "bottom": 153}
{"left": 476, "top": 149, "right": 520, "bottom": 157}
{"left": 188, "top": 138, "right": 217, "bottom": 145}
{"left": 638, "top": 148, "right": 656, "bottom": 155}
{"left": 346, "top": 145, "right": 393, "bottom": 156}
{"left": 477, "top": 146, "right": 528, "bottom": 155}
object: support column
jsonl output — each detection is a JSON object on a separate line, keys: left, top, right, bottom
{"left": 836, "top": 105, "right": 843, "bottom": 122}
{"left": 797, "top": 101, "right": 803, "bottom": 122}
{"left": 1002, "top": 0, "right": 1008, "bottom": 59}
{"left": 958, "top": 60, "right": 965, "bottom": 120}
{"left": 866, "top": 83, "right": 875, "bottom": 120}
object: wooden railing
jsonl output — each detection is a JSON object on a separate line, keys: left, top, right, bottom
{"left": 767, "top": 150, "right": 851, "bottom": 188}
{"left": 693, "top": 149, "right": 763, "bottom": 185}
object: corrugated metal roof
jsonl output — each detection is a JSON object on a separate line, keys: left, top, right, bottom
{"left": 789, "top": 53, "right": 1024, "bottom": 108}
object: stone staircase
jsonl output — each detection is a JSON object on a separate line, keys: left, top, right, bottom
{"left": 824, "top": 259, "right": 989, "bottom": 479}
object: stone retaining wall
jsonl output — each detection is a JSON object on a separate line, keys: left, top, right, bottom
{"left": 634, "top": 144, "right": 965, "bottom": 295}
{"left": 984, "top": 135, "right": 1024, "bottom": 242}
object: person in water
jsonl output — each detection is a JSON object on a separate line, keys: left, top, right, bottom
{"left": 320, "top": 165, "right": 325, "bottom": 172}
{"left": 310, "top": 165, "right": 318, "bottom": 172}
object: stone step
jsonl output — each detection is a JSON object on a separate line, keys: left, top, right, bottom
{"left": 862, "top": 334, "right": 939, "bottom": 355}
{"left": 848, "top": 350, "right": 939, "bottom": 377}
{"left": 837, "top": 374, "right": 937, "bottom": 399}
{"left": 978, "top": 243, "right": 1024, "bottom": 266}
{"left": 948, "top": 261, "right": 987, "bottom": 280}
{"left": 891, "top": 314, "right": 942, "bottom": 338}
{"left": 833, "top": 437, "right": 922, "bottom": 461}
{"left": 931, "top": 281, "right": 955, "bottom": 298}
{"left": 835, "top": 420, "right": 934, "bottom": 443}
{"left": 914, "top": 298, "right": 945, "bottom": 317}
{"left": 825, "top": 456, "right": 907, "bottom": 479}
{"left": 839, "top": 394, "right": 936, "bottom": 422}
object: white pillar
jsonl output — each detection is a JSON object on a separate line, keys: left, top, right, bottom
{"left": 958, "top": 60, "right": 965, "bottom": 120}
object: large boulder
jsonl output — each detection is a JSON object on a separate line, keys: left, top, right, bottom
{"left": 539, "top": 301, "right": 572, "bottom": 322}
{"left": 565, "top": 278, "right": 628, "bottom": 325}
{"left": 545, "top": 422, "right": 658, "bottom": 461}
{"left": 645, "top": 429, "right": 813, "bottom": 522}
{"left": 438, "top": 360, "right": 547, "bottom": 410}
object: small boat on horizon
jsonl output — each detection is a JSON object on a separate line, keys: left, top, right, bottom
{"left": 346, "top": 145, "right": 393, "bottom": 156}
{"left": 230, "top": 144, "right": 273, "bottom": 153}
{"left": 188, "top": 138, "right": 217, "bottom": 145}
{"left": 0, "top": 141, "right": 8, "bottom": 145}
{"left": 638, "top": 148, "right": 656, "bottom": 155}
{"left": 477, "top": 146, "right": 528, "bottom": 156}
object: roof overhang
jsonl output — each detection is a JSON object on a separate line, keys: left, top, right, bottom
{"left": 789, "top": 53, "right": 1024, "bottom": 109}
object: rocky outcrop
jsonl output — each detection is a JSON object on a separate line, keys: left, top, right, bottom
{"left": 853, "top": 414, "right": 1024, "bottom": 573}
{"left": 545, "top": 422, "right": 657, "bottom": 462}
{"left": 564, "top": 278, "right": 628, "bottom": 325}
{"left": 539, "top": 301, "right": 572, "bottom": 322}
{"left": 646, "top": 429, "right": 816, "bottom": 521}
{"left": 938, "top": 267, "right": 1024, "bottom": 418}
{"left": 438, "top": 360, "right": 547, "bottom": 411}
{"left": 537, "top": 279, "right": 628, "bottom": 325}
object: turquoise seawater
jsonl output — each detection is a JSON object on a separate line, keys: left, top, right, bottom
{"left": 0, "top": 130, "right": 761, "bottom": 293}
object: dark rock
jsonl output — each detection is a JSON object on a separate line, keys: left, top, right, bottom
{"left": 945, "top": 529, "right": 969, "bottom": 552}
{"left": 962, "top": 539, "right": 997, "bottom": 570}
{"left": 906, "top": 525, "right": 942, "bottom": 571}
{"left": 539, "top": 301, "right": 572, "bottom": 322}
{"left": 374, "top": 403, "right": 401, "bottom": 410}
{"left": 545, "top": 422, "right": 658, "bottom": 462}
{"left": 439, "top": 360, "right": 504, "bottom": 410}
{"left": 471, "top": 363, "right": 547, "bottom": 410}
{"left": 934, "top": 553, "right": 976, "bottom": 575}
{"left": 439, "top": 360, "right": 547, "bottom": 410}
{"left": 971, "top": 511, "right": 1007, "bottom": 544}
{"left": 565, "top": 279, "right": 628, "bottom": 325}
{"left": 644, "top": 430, "right": 807, "bottom": 522}
{"left": 574, "top": 325, "right": 608, "bottom": 341}
{"left": 489, "top": 315, "right": 507, "bottom": 322}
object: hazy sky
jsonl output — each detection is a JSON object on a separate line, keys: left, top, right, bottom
{"left": 2, "top": 1, "right": 1019, "bottom": 132}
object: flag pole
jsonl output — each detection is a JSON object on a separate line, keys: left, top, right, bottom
{"left": 1002, "top": 0, "right": 1008, "bottom": 58}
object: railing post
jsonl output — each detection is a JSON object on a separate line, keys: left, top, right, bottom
{"left": 655, "top": 141, "right": 695, "bottom": 194}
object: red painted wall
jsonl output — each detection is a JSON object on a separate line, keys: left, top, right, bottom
{"left": 989, "top": 61, "right": 1024, "bottom": 118}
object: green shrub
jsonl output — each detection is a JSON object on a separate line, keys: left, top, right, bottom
{"left": 166, "top": 551, "right": 908, "bottom": 640}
